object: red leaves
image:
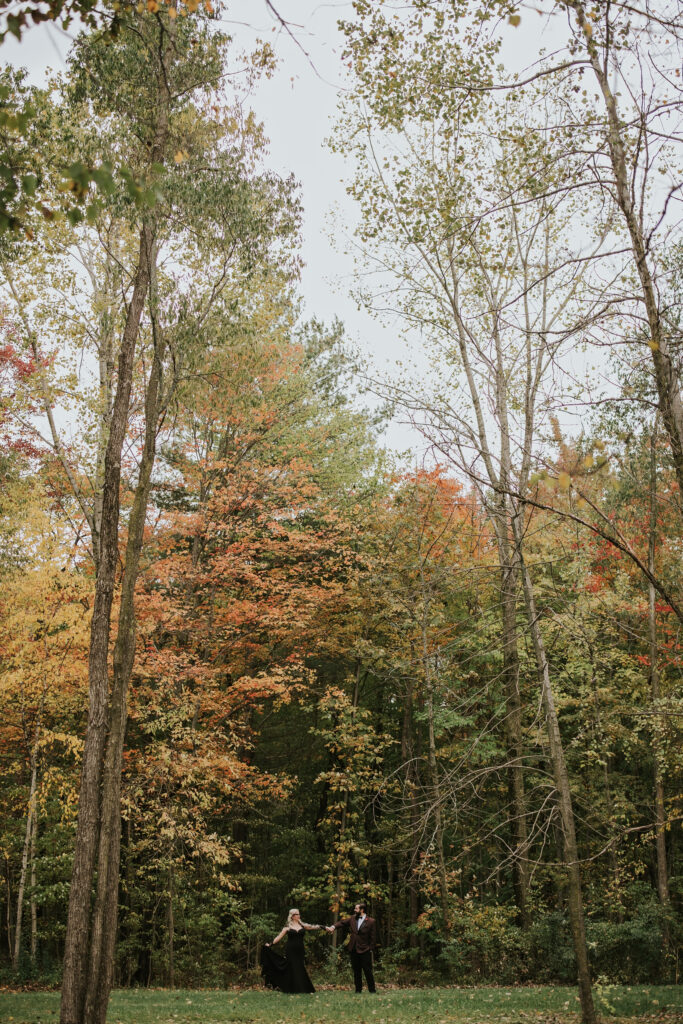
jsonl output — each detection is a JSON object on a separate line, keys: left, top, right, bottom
{"left": 0, "top": 311, "right": 45, "bottom": 459}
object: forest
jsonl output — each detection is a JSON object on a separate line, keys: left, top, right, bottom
{"left": 0, "top": 2, "right": 681, "bottom": 1024}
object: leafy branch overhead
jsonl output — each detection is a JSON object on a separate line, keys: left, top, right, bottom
{"left": 0, "top": 0, "right": 226, "bottom": 235}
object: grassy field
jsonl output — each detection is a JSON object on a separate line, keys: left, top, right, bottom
{"left": 0, "top": 986, "right": 680, "bottom": 1024}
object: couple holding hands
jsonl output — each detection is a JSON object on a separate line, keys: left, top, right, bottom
{"left": 260, "top": 902, "right": 377, "bottom": 994}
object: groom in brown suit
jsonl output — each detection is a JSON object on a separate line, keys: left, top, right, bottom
{"left": 328, "top": 902, "right": 377, "bottom": 992}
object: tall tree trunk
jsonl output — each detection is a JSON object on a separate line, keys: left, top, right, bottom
{"left": 60, "top": 29, "right": 173, "bottom": 1019}
{"left": 83, "top": 276, "right": 167, "bottom": 1024}
{"left": 575, "top": 6, "right": 683, "bottom": 515}
{"left": 59, "top": 217, "right": 157, "bottom": 1024}
{"left": 648, "top": 425, "right": 671, "bottom": 926}
{"left": 512, "top": 513, "right": 596, "bottom": 1024}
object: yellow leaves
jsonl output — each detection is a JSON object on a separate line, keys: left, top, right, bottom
{"left": 557, "top": 471, "right": 571, "bottom": 492}
{"left": 508, "top": 13, "right": 521, "bottom": 27}
{"left": 583, "top": 453, "right": 594, "bottom": 469}
{"left": 39, "top": 731, "right": 84, "bottom": 756}
{"left": 648, "top": 340, "right": 660, "bottom": 351}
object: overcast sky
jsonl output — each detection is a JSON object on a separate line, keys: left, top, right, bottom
{"left": 4, "top": 2, "right": 565, "bottom": 459}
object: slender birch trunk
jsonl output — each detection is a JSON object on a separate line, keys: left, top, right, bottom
{"left": 497, "top": 532, "right": 530, "bottom": 926}
{"left": 420, "top": 584, "right": 451, "bottom": 929}
{"left": 30, "top": 805, "right": 37, "bottom": 962}
{"left": 12, "top": 750, "right": 37, "bottom": 971}
{"left": 512, "top": 514, "right": 596, "bottom": 1024}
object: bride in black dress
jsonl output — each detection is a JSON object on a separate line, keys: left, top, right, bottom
{"left": 260, "top": 908, "right": 329, "bottom": 993}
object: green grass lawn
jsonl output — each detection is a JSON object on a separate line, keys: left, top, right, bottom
{"left": 0, "top": 986, "right": 680, "bottom": 1024}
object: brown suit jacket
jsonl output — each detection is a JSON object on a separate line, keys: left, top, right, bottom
{"left": 334, "top": 913, "right": 377, "bottom": 954}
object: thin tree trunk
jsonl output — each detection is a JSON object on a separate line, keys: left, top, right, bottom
{"left": 331, "top": 662, "right": 362, "bottom": 948}
{"left": 12, "top": 752, "right": 37, "bottom": 971}
{"left": 168, "top": 856, "right": 175, "bottom": 989}
{"left": 648, "top": 425, "right": 670, "bottom": 925}
{"left": 420, "top": 586, "right": 450, "bottom": 930}
{"left": 331, "top": 789, "right": 349, "bottom": 952}
{"left": 386, "top": 854, "right": 394, "bottom": 947}
{"left": 498, "top": 538, "right": 530, "bottom": 928}
{"left": 401, "top": 668, "right": 420, "bottom": 945}
{"left": 30, "top": 806, "right": 37, "bottom": 963}
{"left": 5, "top": 862, "right": 13, "bottom": 960}
{"left": 586, "top": 649, "right": 621, "bottom": 921}
{"left": 512, "top": 514, "right": 596, "bottom": 1024}
{"left": 125, "top": 816, "right": 133, "bottom": 988}
{"left": 425, "top": 694, "right": 449, "bottom": 928}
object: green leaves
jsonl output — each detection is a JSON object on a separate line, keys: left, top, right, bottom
{"left": 0, "top": 0, "right": 108, "bottom": 46}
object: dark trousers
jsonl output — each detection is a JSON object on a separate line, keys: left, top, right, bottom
{"left": 350, "top": 949, "right": 375, "bottom": 992}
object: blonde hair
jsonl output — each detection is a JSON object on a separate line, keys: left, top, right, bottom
{"left": 286, "top": 908, "right": 302, "bottom": 928}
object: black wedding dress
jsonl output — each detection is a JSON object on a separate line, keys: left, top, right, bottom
{"left": 260, "top": 927, "right": 316, "bottom": 993}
